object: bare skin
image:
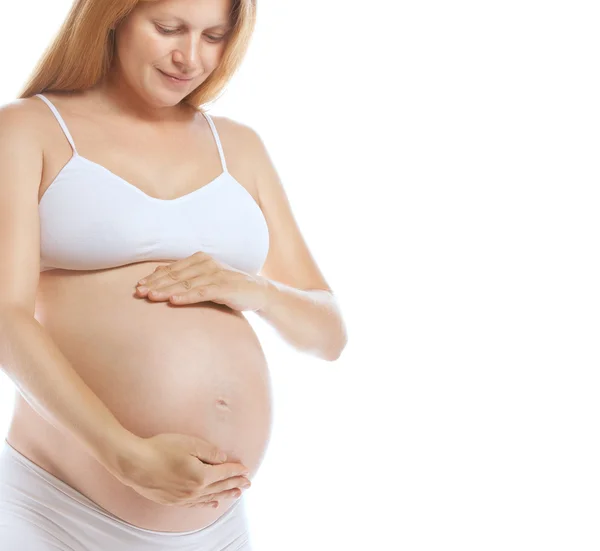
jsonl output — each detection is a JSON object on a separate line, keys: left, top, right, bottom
{"left": 2, "top": 0, "right": 284, "bottom": 532}
{"left": 6, "top": 87, "right": 274, "bottom": 533}
{"left": 2, "top": 0, "right": 343, "bottom": 536}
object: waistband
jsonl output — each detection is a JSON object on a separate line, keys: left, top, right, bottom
{"left": 0, "top": 438, "right": 242, "bottom": 538}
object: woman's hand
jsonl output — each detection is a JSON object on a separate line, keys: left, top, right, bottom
{"left": 115, "top": 433, "right": 252, "bottom": 509}
{"left": 134, "top": 252, "right": 270, "bottom": 312}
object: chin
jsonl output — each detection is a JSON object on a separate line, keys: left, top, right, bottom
{"left": 149, "top": 88, "right": 184, "bottom": 105}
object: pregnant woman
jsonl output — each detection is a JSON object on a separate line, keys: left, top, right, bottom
{"left": 0, "top": 0, "right": 347, "bottom": 549}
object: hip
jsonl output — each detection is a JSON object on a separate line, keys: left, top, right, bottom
{"left": 4, "top": 375, "right": 272, "bottom": 533}
{"left": 0, "top": 439, "right": 253, "bottom": 550}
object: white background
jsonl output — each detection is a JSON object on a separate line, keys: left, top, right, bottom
{"left": 1, "top": 1, "right": 599, "bottom": 549}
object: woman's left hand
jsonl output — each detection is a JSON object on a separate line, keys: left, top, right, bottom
{"left": 134, "top": 252, "right": 269, "bottom": 312}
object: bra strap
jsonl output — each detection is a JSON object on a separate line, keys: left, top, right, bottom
{"left": 35, "top": 94, "right": 78, "bottom": 154}
{"left": 201, "top": 112, "right": 228, "bottom": 172}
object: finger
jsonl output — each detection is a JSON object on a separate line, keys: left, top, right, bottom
{"left": 140, "top": 271, "right": 216, "bottom": 300}
{"left": 153, "top": 262, "right": 213, "bottom": 289}
{"left": 181, "top": 500, "right": 219, "bottom": 509}
{"left": 202, "top": 462, "right": 251, "bottom": 486}
{"left": 138, "top": 278, "right": 213, "bottom": 301}
{"left": 169, "top": 283, "right": 221, "bottom": 305}
{"left": 159, "top": 251, "right": 211, "bottom": 277}
{"left": 137, "top": 263, "right": 176, "bottom": 286}
{"left": 183, "top": 488, "right": 244, "bottom": 509}
{"left": 203, "top": 487, "right": 244, "bottom": 503}
{"left": 140, "top": 255, "right": 213, "bottom": 287}
{"left": 157, "top": 272, "right": 216, "bottom": 294}
{"left": 137, "top": 269, "right": 196, "bottom": 296}
{"left": 203, "top": 475, "right": 250, "bottom": 495}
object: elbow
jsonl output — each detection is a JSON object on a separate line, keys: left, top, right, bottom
{"left": 322, "top": 345, "right": 345, "bottom": 362}
{"left": 322, "top": 329, "right": 348, "bottom": 362}
{"left": 323, "top": 349, "right": 343, "bottom": 362}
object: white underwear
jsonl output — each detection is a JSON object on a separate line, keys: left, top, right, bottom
{"left": 0, "top": 439, "right": 252, "bottom": 550}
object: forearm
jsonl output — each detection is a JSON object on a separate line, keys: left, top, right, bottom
{"left": 254, "top": 279, "right": 347, "bottom": 361}
{"left": 0, "top": 307, "right": 138, "bottom": 476}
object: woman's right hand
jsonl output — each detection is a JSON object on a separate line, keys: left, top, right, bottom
{"left": 113, "top": 432, "right": 252, "bottom": 509}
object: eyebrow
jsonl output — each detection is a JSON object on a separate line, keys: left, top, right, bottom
{"left": 158, "top": 14, "right": 232, "bottom": 30}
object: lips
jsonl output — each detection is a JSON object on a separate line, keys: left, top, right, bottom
{"left": 159, "top": 69, "right": 193, "bottom": 81}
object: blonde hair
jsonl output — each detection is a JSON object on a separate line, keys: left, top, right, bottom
{"left": 17, "top": 0, "right": 256, "bottom": 112}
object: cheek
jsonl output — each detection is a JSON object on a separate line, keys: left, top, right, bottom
{"left": 119, "top": 27, "right": 164, "bottom": 62}
{"left": 206, "top": 46, "right": 227, "bottom": 69}
{"left": 145, "top": 33, "right": 168, "bottom": 55}
{"left": 135, "top": 34, "right": 167, "bottom": 67}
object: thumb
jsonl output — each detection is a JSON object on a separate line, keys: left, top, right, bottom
{"left": 199, "top": 444, "right": 228, "bottom": 465}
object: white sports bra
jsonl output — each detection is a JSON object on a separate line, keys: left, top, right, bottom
{"left": 35, "top": 93, "right": 270, "bottom": 275}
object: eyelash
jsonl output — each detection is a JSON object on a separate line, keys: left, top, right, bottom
{"left": 155, "top": 25, "right": 224, "bottom": 42}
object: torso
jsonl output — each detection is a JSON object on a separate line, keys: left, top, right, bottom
{"left": 5, "top": 90, "right": 273, "bottom": 532}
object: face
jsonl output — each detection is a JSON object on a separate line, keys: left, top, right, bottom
{"left": 110, "top": 0, "right": 233, "bottom": 108}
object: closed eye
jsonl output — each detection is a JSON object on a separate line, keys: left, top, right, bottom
{"left": 155, "top": 25, "right": 225, "bottom": 42}
{"left": 156, "top": 25, "right": 178, "bottom": 35}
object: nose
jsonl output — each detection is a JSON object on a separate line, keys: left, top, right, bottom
{"left": 173, "top": 33, "right": 203, "bottom": 74}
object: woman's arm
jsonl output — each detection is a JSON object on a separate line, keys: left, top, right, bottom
{"left": 0, "top": 101, "right": 138, "bottom": 477}
{"left": 238, "top": 121, "right": 348, "bottom": 360}
{"left": 255, "top": 282, "right": 347, "bottom": 361}
{"left": 0, "top": 308, "right": 137, "bottom": 473}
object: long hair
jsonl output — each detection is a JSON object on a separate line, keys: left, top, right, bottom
{"left": 17, "top": 0, "right": 256, "bottom": 112}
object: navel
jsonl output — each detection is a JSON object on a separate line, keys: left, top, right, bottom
{"left": 215, "top": 397, "right": 230, "bottom": 409}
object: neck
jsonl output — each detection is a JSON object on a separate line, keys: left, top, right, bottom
{"left": 88, "top": 68, "right": 195, "bottom": 125}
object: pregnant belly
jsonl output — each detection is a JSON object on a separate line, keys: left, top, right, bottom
{"left": 6, "top": 263, "right": 273, "bottom": 533}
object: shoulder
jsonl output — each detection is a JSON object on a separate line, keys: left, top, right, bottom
{"left": 0, "top": 98, "right": 46, "bottom": 203}
{"left": 0, "top": 96, "right": 49, "bottom": 146}
{"left": 208, "top": 114, "right": 273, "bottom": 178}
{"left": 208, "top": 115, "right": 287, "bottom": 216}
{"left": 208, "top": 114, "right": 264, "bottom": 150}
{"left": 0, "top": 96, "right": 44, "bottom": 126}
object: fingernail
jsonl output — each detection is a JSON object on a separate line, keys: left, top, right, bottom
{"left": 137, "top": 286, "right": 147, "bottom": 293}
